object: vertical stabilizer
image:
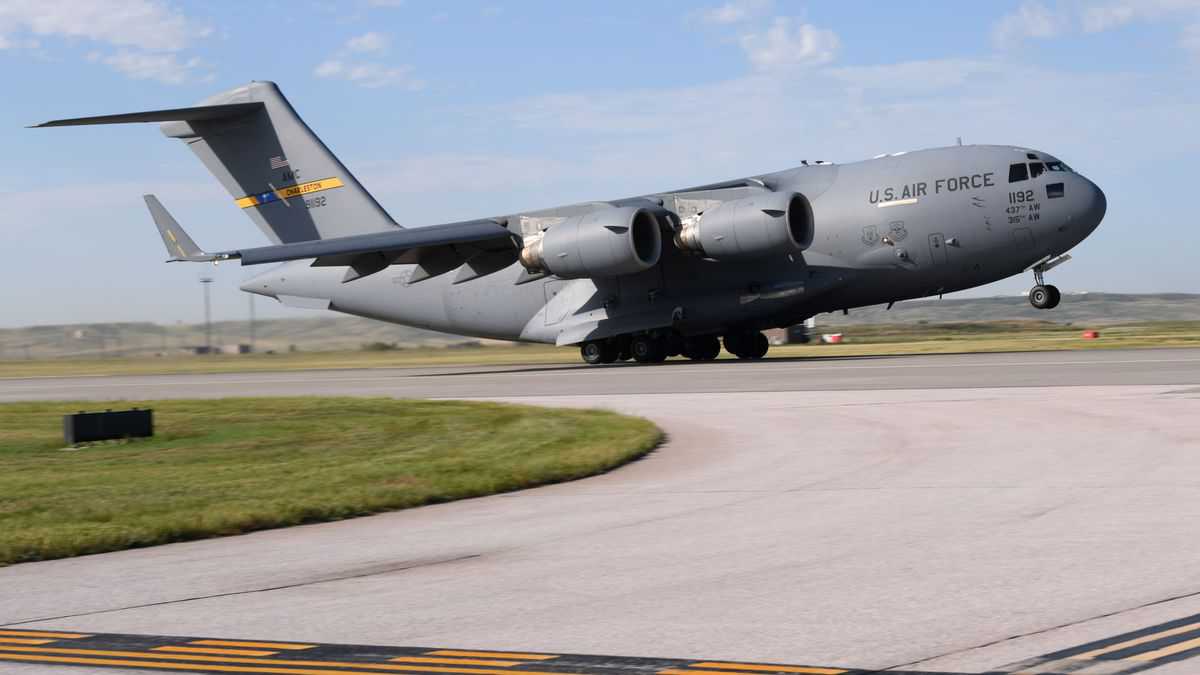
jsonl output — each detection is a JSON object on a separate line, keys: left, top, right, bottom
{"left": 158, "top": 81, "right": 399, "bottom": 243}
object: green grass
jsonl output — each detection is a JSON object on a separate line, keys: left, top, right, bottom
{"left": 0, "top": 398, "right": 661, "bottom": 566}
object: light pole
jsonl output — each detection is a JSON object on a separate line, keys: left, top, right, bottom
{"left": 248, "top": 293, "right": 256, "bottom": 353}
{"left": 200, "top": 276, "right": 213, "bottom": 354}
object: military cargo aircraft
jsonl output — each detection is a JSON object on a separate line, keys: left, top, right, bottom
{"left": 35, "top": 81, "right": 1106, "bottom": 364}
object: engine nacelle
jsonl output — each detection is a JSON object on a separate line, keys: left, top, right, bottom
{"left": 675, "top": 191, "right": 814, "bottom": 259}
{"left": 520, "top": 206, "right": 662, "bottom": 278}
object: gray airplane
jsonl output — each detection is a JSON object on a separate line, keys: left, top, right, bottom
{"left": 36, "top": 81, "right": 1106, "bottom": 364}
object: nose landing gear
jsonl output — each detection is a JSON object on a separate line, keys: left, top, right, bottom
{"left": 1029, "top": 283, "right": 1061, "bottom": 310}
{"left": 1027, "top": 254, "right": 1071, "bottom": 310}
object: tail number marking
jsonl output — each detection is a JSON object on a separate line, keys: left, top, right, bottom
{"left": 234, "top": 177, "right": 345, "bottom": 209}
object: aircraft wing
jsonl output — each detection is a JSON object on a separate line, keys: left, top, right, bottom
{"left": 144, "top": 194, "right": 516, "bottom": 282}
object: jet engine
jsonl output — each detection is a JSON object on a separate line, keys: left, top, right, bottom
{"left": 519, "top": 206, "right": 662, "bottom": 278}
{"left": 675, "top": 191, "right": 814, "bottom": 259}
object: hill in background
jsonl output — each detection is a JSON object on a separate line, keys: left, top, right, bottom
{"left": 816, "top": 292, "right": 1200, "bottom": 327}
{"left": 2, "top": 293, "right": 1197, "bottom": 359}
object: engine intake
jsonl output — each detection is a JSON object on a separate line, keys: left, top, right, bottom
{"left": 676, "top": 191, "right": 813, "bottom": 259}
{"left": 519, "top": 206, "right": 662, "bottom": 278}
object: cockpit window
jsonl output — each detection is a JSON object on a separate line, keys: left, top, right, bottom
{"left": 1029, "top": 162, "right": 1046, "bottom": 178}
{"left": 1009, "top": 163, "right": 1029, "bottom": 183}
{"left": 1045, "top": 161, "right": 1073, "bottom": 173}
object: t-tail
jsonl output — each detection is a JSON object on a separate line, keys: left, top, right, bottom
{"left": 32, "top": 81, "right": 399, "bottom": 244}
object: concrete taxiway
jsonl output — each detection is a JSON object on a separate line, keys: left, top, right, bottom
{"left": 1, "top": 348, "right": 1199, "bottom": 674}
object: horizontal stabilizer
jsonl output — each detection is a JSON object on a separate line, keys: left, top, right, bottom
{"left": 29, "top": 103, "right": 263, "bottom": 128}
{"left": 144, "top": 195, "right": 216, "bottom": 262}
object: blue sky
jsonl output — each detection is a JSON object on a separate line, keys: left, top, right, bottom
{"left": 2, "top": 0, "right": 1198, "bottom": 327}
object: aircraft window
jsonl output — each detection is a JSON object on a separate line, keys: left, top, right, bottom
{"left": 1029, "top": 162, "right": 1046, "bottom": 178}
{"left": 1026, "top": 153, "right": 1039, "bottom": 160}
{"left": 1047, "top": 183, "right": 1065, "bottom": 199}
{"left": 1009, "top": 163, "right": 1029, "bottom": 183}
{"left": 1046, "top": 161, "right": 1064, "bottom": 171}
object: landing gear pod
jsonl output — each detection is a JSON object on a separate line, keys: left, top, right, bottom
{"left": 520, "top": 207, "right": 662, "bottom": 278}
{"left": 676, "top": 192, "right": 813, "bottom": 259}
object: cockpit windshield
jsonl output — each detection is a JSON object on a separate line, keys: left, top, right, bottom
{"left": 1010, "top": 160, "right": 1073, "bottom": 183}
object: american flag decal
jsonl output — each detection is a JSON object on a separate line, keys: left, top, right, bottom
{"left": 269, "top": 156, "right": 289, "bottom": 169}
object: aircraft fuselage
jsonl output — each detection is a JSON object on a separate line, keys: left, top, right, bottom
{"left": 246, "top": 144, "right": 1106, "bottom": 346}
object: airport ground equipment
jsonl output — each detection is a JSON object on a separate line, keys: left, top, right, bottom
{"left": 63, "top": 408, "right": 153, "bottom": 444}
{"left": 34, "top": 82, "right": 1107, "bottom": 364}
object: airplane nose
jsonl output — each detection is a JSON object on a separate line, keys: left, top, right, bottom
{"left": 1081, "top": 177, "right": 1107, "bottom": 234}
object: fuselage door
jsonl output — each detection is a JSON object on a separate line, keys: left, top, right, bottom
{"left": 928, "top": 233, "right": 948, "bottom": 265}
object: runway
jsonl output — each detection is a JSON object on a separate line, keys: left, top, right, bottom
{"left": 2, "top": 348, "right": 1200, "bottom": 674}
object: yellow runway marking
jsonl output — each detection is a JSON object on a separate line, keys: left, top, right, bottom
{"left": 0, "top": 652, "right": 379, "bottom": 675}
{"left": 0, "top": 645, "right": 575, "bottom": 675}
{"left": 425, "top": 649, "right": 558, "bottom": 660}
{"left": 1073, "top": 621, "right": 1200, "bottom": 659}
{"left": 0, "top": 638, "right": 55, "bottom": 645}
{"left": 156, "top": 645, "right": 278, "bottom": 657}
{"left": 191, "top": 639, "right": 316, "bottom": 650}
{"left": 0, "top": 629, "right": 90, "bottom": 639}
{"left": 391, "top": 656, "right": 525, "bottom": 667}
{"left": 1128, "top": 636, "right": 1200, "bottom": 661}
{"left": 667, "top": 662, "right": 844, "bottom": 672}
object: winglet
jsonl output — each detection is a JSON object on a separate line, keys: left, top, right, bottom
{"left": 144, "top": 195, "right": 223, "bottom": 262}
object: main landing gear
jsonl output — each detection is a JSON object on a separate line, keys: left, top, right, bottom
{"left": 722, "top": 331, "right": 769, "bottom": 360}
{"left": 578, "top": 330, "right": 764, "bottom": 365}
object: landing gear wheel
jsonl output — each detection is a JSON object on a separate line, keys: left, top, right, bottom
{"left": 684, "top": 335, "right": 721, "bottom": 361}
{"left": 579, "top": 340, "right": 617, "bottom": 365}
{"left": 630, "top": 334, "right": 667, "bottom": 364}
{"left": 749, "top": 332, "right": 769, "bottom": 359}
{"left": 724, "top": 332, "right": 769, "bottom": 360}
{"left": 1045, "top": 284, "right": 1061, "bottom": 309}
{"left": 1029, "top": 284, "right": 1059, "bottom": 310}
{"left": 722, "top": 334, "right": 746, "bottom": 358}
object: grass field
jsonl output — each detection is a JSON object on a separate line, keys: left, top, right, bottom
{"left": 1, "top": 320, "right": 1198, "bottom": 378}
{"left": 0, "top": 398, "right": 661, "bottom": 566}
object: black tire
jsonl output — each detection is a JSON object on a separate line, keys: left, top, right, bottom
{"left": 580, "top": 341, "right": 606, "bottom": 365}
{"left": 722, "top": 334, "right": 745, "bottom": 358}
{"left": 685, "top": 335, "right": 721, "bottom": 361}
{"left": 746, "top": 332, "right": 769, "bottom": 359}
{"left": 1029, "top": 285, "right": 1051, "bottom": 309}
{"left": 631, "top": 334, "right": 666, "bottom": 364}
{"left": 1044, "top": 284, "right": 1061, "bottom": 309}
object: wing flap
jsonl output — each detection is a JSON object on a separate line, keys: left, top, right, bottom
{"left": 234, "top": 219, "right": 513, "bottom": 266}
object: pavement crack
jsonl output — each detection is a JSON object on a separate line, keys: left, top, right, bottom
{"left": 0, "top": 553, "right": 480, "bottom": 628}
{"left": 872, "top": 587, "right": 1200, "bottom": 673}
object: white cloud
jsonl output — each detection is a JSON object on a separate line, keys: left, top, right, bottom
{"left": 95, "top": 50, "right": 212, "bottom": 85}
{"left": 992, "top": 1, "right": 1066, "bottom": 48}
{"left": 0, "top": 0, "right": 209, "bottom": 51}
{"left": 314, "top": 32, "right": 421, "bottom": 89}
{"left": 314, "top": 59, "right": 421, "bottom": 90}
{"left": 346, "top": 31, "right": 389, "bottom": 54}
{"left": 1082, "top": 0, "right": 1200, "bottom": 32}
{"left": 0, "top": 0, "right": 213, "bottom": 82}
{"left": 1182, "top": 21, "right": 1200, "bottom": 54}
{"left": 738, "top": 17, "right": 839, "bottom": 70}
{"left": 994, "top": 0, "right": 1200, "bottom": 55}
{"left": 698, "top": 0, "right": 772, "bottom": 25}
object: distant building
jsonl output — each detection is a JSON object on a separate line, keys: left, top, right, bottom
{"left": 764, "top": 323, "right": 813, "bottom": 345}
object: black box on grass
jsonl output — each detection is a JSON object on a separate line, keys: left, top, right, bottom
{"left": 63, "top": 409, "right": 153, "bottom": 444}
